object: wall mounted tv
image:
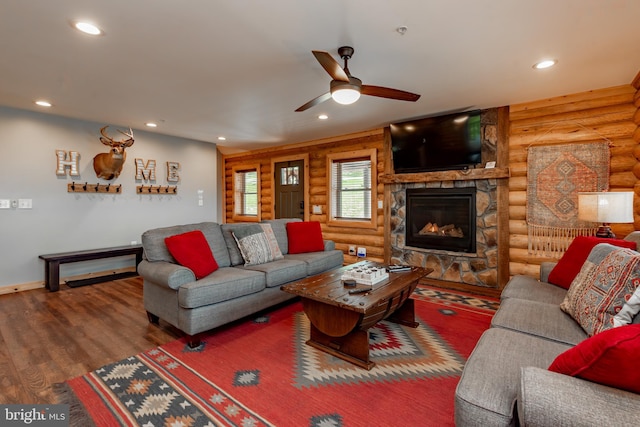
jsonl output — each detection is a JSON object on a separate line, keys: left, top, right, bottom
{"left": 390, "top": 109, "right": 482, "bottom": 173}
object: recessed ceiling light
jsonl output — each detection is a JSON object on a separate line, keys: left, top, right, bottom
{"left": 318, "top": 114, "right": 328, "bottom": 120}
{"left": 35, "top": 100, "right": 52, "bottom": 107}
{"left": 533, "top": 59, "right": 557, "bottom": 69}
{"left": 145, "top": 122, "right": 158, "bottom": 128}
{"left": 72, "top": 21, "right": 103, "bottom": 36}
{"left": 217, "top": 136, "right": 226, "bottom": 141}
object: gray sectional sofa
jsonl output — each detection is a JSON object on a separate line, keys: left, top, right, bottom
{"left": 138, "top": 218, "right": 343, "bottom": 347}
{"left": 455, "top": 232, "right": 640, "bottom": 426}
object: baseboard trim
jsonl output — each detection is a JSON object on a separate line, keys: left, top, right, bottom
{"left": 0, "top": 267, "right": 138, "bottom": 295}
{"left": 0, "top": 281, "right": 45, "bottom": 295}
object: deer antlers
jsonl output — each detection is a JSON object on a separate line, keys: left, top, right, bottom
{"left": 99, "top": 126, "right": 134, "bottom": 147}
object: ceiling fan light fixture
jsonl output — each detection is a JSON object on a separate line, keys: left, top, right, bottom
{"left": 331, "top": 87, "right": 361, "bottom": 105}
{"left": 330, "top": 78, "right": 362, "bottom": 105}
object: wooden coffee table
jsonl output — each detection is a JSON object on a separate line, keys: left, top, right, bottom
{"left": 281, "top": 261, "right": 432, "bottom": 370}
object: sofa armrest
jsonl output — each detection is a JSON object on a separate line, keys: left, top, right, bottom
{"left": 518, "top": 367, "right": 640, "bottom": 427}
{"left": 539, "top": 262, "right": 557, "bottom": 283}
{"left": 137, "top": 259, "right": 195, "bottom": 290}
{"left": 323, "top": 240, "right": 335, "bottom": 251}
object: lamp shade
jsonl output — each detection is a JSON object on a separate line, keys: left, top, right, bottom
{"left": 578, "top": 192, "right": 634, "bottom": 223}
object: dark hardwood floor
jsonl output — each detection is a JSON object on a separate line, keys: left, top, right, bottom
{"left": 0, "top": 277, "right": 181, "bottom": 404}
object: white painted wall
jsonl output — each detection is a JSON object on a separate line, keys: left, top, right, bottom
{"left": 0, "top": 106, "right": 219, "bottom": 289}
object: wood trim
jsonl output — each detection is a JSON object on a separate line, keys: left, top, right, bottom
{"left": 231, "top": 162, "right": 261, "bottom": 222}
{"left": 271, "top": 153, "right": 310, "bottom": 220}
{"left": 326, "top": 148, "right": 378, "bottom": 230}
{"left": 496, "top": 106, "right": 511, "bottom": 288}
{"left": 379, "top": 167, "right": 510, "bottom": 184}
{"left": 222, "top": 129, "right": 384, "bottom": 159}
{"left": 383, "top": 127, "right": 392, "bottom": 263}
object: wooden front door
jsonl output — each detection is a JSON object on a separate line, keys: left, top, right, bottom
{"left": 274, "top": 159, "right": 304, "bottom": 219}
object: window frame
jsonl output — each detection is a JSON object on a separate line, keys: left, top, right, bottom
{"left": 232, "top": 163, "right": 261, "bottom": 222}
{"left": 326, "top": 148, "right": 377, "bottom": 229}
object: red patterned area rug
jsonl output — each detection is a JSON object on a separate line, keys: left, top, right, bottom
{"left": 56, "top": 286, "right": 497, "bottom": 427}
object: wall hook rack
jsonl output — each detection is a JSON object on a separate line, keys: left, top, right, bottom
{"left": 136, "top": 185, "right": 178, "bottom": 194}
{"left": 68, "top": 182, "right": 122, "bottom": 193}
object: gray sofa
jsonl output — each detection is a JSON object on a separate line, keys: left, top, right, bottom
{"left": 138, "top": 218, "right": 343, "bottom": 347}
{"left": 455, "top": 232, "right": 640, "bottom": 426}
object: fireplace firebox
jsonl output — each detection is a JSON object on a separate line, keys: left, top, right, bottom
{"left": 405, "top": 187, "right": 476, "bottom": 253}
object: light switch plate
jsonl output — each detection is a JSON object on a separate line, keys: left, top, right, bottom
{"left": 0, "top": 199, "right": 10, "bottom": 209}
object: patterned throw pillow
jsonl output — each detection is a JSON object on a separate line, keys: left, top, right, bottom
{"left": 232, "top": 223, "right": 284, "bottom": 266}
{"left": 560, "top": 243, "right": 640, "bottom": 336}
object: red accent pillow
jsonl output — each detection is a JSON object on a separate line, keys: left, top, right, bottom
{"left": 548, "top": 324, "right": 640, "bottom": 393}
{"left": 286, "top": 221, "right": 325, "bottom": 254}
{"left": 548, "top": 236, "right": 636, "bottom": 289}
{"left": 164, "top": 230, "right": 218, "bottom": 279}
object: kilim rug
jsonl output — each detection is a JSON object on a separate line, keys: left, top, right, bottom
{"left": 55, "top": 286, "right": 498, "bottom": 427}
{"left": 526, "top": 141, "right": 609, "bottom": 257}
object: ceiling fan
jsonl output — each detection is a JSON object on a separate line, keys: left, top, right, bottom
{"left": 295, "top": 46, "right": 421, "bottom": 112}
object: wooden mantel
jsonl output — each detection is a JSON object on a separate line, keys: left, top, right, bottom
{"left": 379, "top": 167, "right": 510, "bottom": 184}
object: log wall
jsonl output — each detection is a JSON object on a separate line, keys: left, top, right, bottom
{"left": 223, "top": 130, "right": 387, "bottom": 264}
{"left": 509, "top": 84, "right": 639, "bottom": 278}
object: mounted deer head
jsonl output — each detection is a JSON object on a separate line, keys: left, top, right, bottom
{"left": 93, "top": 126, "right": 134, "bottom": 180}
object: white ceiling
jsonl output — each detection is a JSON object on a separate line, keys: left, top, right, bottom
{"left": 1, "top": 0, "right": 639, "bottom": 154}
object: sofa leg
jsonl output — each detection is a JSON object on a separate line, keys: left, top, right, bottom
{"left": 147, "top": 311, "right": 159, "bottom": 324}
{"left": 187, "top": 334, "right": 201, "bottom": 348}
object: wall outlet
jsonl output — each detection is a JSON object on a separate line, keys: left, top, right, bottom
{"left": 130, "top": 240, "right": 138, "bottom": 246}
{"left": 348, "top": 245, "right": 356, "bottom": 255}
{"left": 378, "top": 200, "right": 383, "bottom": 209}
{"left": 0, "top": 199, "right": 10, "bottom": 209}
{"left": 18, "top": 199, "right": 32, "bottom": 209}
{"left": 357, "top": 247, "right": 367, "bottom": 257}
{"left": 312, "top": 205, "right": 322, "bottom": 214}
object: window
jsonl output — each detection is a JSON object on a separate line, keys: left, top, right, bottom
{"left": 233, "top": 165, "right": 260, "bottom": 220}
{"left": 327, "top": 149, "right": 377, "bottom": 228}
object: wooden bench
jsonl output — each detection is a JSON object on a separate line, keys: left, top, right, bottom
{"left": 39, "top": 245, "right": 143, "bottom": 292}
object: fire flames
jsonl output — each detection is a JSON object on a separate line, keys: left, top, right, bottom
{"left": 418, "top": 222, "right": 464, "bottom": 238}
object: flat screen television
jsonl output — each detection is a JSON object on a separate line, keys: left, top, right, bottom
{"left": 390, "top": 110, "right": 482, "bottom": 173}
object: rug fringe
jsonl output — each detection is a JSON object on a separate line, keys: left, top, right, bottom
{"left": 52, "top": 382, "right": 97, "bottom": 427}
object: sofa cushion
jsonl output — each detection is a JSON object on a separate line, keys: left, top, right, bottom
{"left": 142, "top": 222, "right": 231, "bottom": 268}
{"left": 232, "top": 223, "right": 284, "bottom": 265}
{"left": 178, "top": 267, "right": 265, "bottom": 308}
{"left": 164, "top": 230, "right": 219, "bottom": 280}
{"left": 242, "top": 258, "right": 308, "bottom": 287}
{"left": 262, "top": 218, "right": 301, "bottom": 255}
{"left": 285, "top": 249, "right": 344, "bottom": 276}
{"left": 500, "top": 275, "right": 567, "bottom": 305}
{"left": 455, "top": 328, "right": 572, "bottom": 427}
{"left": 491, "top": 298, "right": 588, "bottom": 346}
{"left": 548, "top": 236, "right": 636, "bottom": 289}
{"left": 561, "top": 243, "right": 640, "bottom": 335}
{"left": 286, "top": 221, "right": 325, "bottom": 254}
{"left": 220, "top": 223, "right": 255, "bottom": 266}
{"left": 548, "top": 324, "right": 640, "bottom": 394}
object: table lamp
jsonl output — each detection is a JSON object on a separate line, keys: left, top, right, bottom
{"left": 577, "top": 191, "right": 634, "bottom": 238}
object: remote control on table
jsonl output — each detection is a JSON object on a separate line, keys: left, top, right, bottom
{"left": 388, "top": 265, "right": 412, "bottom": 272}
{"left": 348, "top": 288, "right": 370, "bottom": 294}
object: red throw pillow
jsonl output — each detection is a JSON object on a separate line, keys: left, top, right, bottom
{"left": 548, "top": 236, "right": 636, "bottom": 289}
{"left": 286, "top": 221, "right": 325, "bottom": 254}
{"left": 548, "top": 324, "right": 640, "bottom": 393}
{"left": 164, "top": 230, "right": 218, "bottom": 279}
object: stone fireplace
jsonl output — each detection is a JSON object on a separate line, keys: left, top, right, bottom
{"left": 385, "top": 108, "right": 505, "bottom": 290}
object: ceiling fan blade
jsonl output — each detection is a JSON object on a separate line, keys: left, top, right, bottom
{"left": 295, "top": 92, "right": 332, "bottom": 112}
{"left": 312, "top": 51, "right": 349, "bottom": 82}
{"left": 361, "top": 85, "right": 421, "bottom": 102}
